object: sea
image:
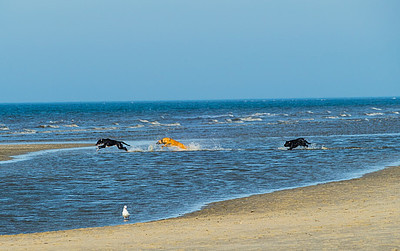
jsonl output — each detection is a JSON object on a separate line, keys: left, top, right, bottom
{"left": 1, "top": 98, "right": 400, "bottom": 235}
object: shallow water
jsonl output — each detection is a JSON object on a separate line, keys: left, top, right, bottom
{"left": 1, "top": 98, "right": 400, "bottom": 234}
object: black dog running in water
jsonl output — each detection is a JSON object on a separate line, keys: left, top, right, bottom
{"left": 96, "top": 138, "right": 130, "bottom": 151}
{"left": 284, "top": 138, "right": 310, "bottom": 150}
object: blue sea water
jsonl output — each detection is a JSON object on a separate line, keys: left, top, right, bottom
{"left": 1, "top": 98, "right": 400, "bottom": 235}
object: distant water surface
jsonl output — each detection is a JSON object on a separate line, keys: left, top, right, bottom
{"left": 1, "top": 98, "right": 400, "bottom": 235}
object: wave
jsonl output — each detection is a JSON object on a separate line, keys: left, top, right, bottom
{"left": 162, "top": 123, "right": 181, "bottom": 127}
{"left": 207, "top": 115, "right": 264, "bottom": 124}
{"left": 252, "top": 112, "right": 268, "bottom": 116}
{"left": 12, "top": 129, "right": 38, "bottom": 134}
{"left": 201, "top": 112, "right": 292, "bottom": 125}
{"left": 128, "top": 124, "right": 145, "bottom": 129}
{"left": 365, "top": 112, "right": 384, "bottom": 116}
{"left": 139, "top": 120, "right": 181, "bottom": 127}
{"left": 64, "top": 124, "right": 79, "bottom": 128}
{"left": 277, "top": 120, "right": 297, "bottom": 124}
{"left": 185, "top": 114, "right": 234, "bottom": 120}
{"left": 91, "top": 127, "right": 118, "bottom": 131}
{"left": 250, "top": 112, "right": 288, "bottom": 117}
{"left": 39, "top": 125, "right": 60, "bottom": 129}
{"left": 240, "top": 116, "right": 262, "bottom": 122}
{"left": 38, "top": 124, "right": 80, "bottom": 129}
{"left": 0, "top": 124, "right": 10, "bottom": 131}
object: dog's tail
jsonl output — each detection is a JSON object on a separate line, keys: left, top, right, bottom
{"left": 121, "top": 141, "right": 130, "bottom": 146}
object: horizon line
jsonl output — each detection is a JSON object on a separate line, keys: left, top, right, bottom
{"left": 0, "top": 96, "right": 398, "bottom": 105}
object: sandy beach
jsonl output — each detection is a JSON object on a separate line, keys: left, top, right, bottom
{"left": 0, "top": 144, "right": 399, "bottom": 250}
{"left": 0, "top": 144, "right": 92, "bottom": 162}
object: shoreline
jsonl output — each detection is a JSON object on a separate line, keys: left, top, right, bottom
{"left": 0, "top": 144, "right": 399, "bottom": 249}
{"left": 0, "top": 143, "right": 92, "bottom": 162}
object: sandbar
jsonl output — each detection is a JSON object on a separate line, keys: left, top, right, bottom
{"left": 0, "top": 144, "right": 399, "bottom": 250}
{"left": 0, "top": 143, "right": 92, "bottom": 162}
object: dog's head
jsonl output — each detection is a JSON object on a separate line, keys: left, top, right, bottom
{"left": 156, "top": 138, "right": 167, "bottom": 145}
{"left": 96, "top": 139, "right": 104, "bottom": 146}
{"left": 284, "top": 141, "right": 292, "bottom": 147}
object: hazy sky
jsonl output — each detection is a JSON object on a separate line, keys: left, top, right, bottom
{"left": 1, "top": 0, "right": 399, "bottom": 103}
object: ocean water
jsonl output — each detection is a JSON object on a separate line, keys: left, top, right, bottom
{"left": 1, "top": 98, "right": 400, "bottom": 235}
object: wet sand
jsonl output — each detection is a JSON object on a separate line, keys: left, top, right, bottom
{"left": 0, "top": 143, "right": 92, "bottom": 161}
{"left": 0, "top": 144, "right": 399, "bottom": 250}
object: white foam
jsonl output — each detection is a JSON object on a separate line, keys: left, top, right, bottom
{"left": 127, "top": 141, "right": 231, "bottom": 153}
{"left": 225, "top": 118, "right": 244, "bottom": 123}
{"left": 198, "top": 114, "right": 234, "bottom": 119}
{"left": 64, "top": 124, "right": 79, "bottom": 127}
{"left": 365, "top": 112, "right": 384, "bottom": 116}
{"left": 0, "top": 126, "right": 10, "bottom": 131}
{"left": 137, "top": 120, "right": 180, "bottom": 127}
{"left": 127, "top": 144, "right": 157, "bottom": 152}
{"left": 91, "top": 127, "right": 118, "bottom": 131}
{"left": 208, "top": 119, "right": 221, "bottom": 124}
{"left": 12, "top": 129, "right": 37, "bottom": 134}
{"left": 241, "top": 116, "right": 262, "bottom": 122}
{"left": 162, "top": 123, "right": 181, "bottom": 127}
{"left": 128, "top": 125, "right": 145, "bottom": 129}
{"left": 39, "top": 125, "right": 60, "bottom": 129}
{"left": 252, "top": 112, "right": 268, "bottom": 117}
{"left": 186, "top": 142, "right": 202, "bottom": 151}
{"left": 277, "top": 120, "right": 297, "bottom": 124}
{"left": 261, "top": 113, "right": 288, "bottom": 117}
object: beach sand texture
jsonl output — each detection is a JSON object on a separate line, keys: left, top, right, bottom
{"left": 0, "top": 144, "right": 92, "bottom": 161}
{"left": 0, "top": 144, "right": 399, "bottom": 250}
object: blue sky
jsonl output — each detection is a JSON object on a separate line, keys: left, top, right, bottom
{"left": 1, "top": 0, "right": 399, "bottom": 103}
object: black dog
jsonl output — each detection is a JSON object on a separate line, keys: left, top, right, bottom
{"left": 284, "top": 138, "right": 310, "bottom": 150}
{"left": 96, "top": 138, "right": 130, "bottom": 151}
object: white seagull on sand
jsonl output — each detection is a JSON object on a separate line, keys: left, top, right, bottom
{"left": 122, "top": 205, "right": 130, "bottom": 220}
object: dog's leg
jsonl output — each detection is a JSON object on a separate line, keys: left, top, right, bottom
{"left": 97, "top": 144, "right": 106, "bottom": 151}
{"left": 161, "top": 143, "right": 171, "bottom": 149}
{"left": 118, "top": 146, "right": 128, "bottom": 151}
{"left": 116, "top": 143, "right": 128, "bottom": 151}
{"left": 121, "top": 141, "right": 130, "bottom": 146}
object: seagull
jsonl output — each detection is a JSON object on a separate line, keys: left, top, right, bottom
{"left": 122, "top": 205, "right": 130, "bottom": 220}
